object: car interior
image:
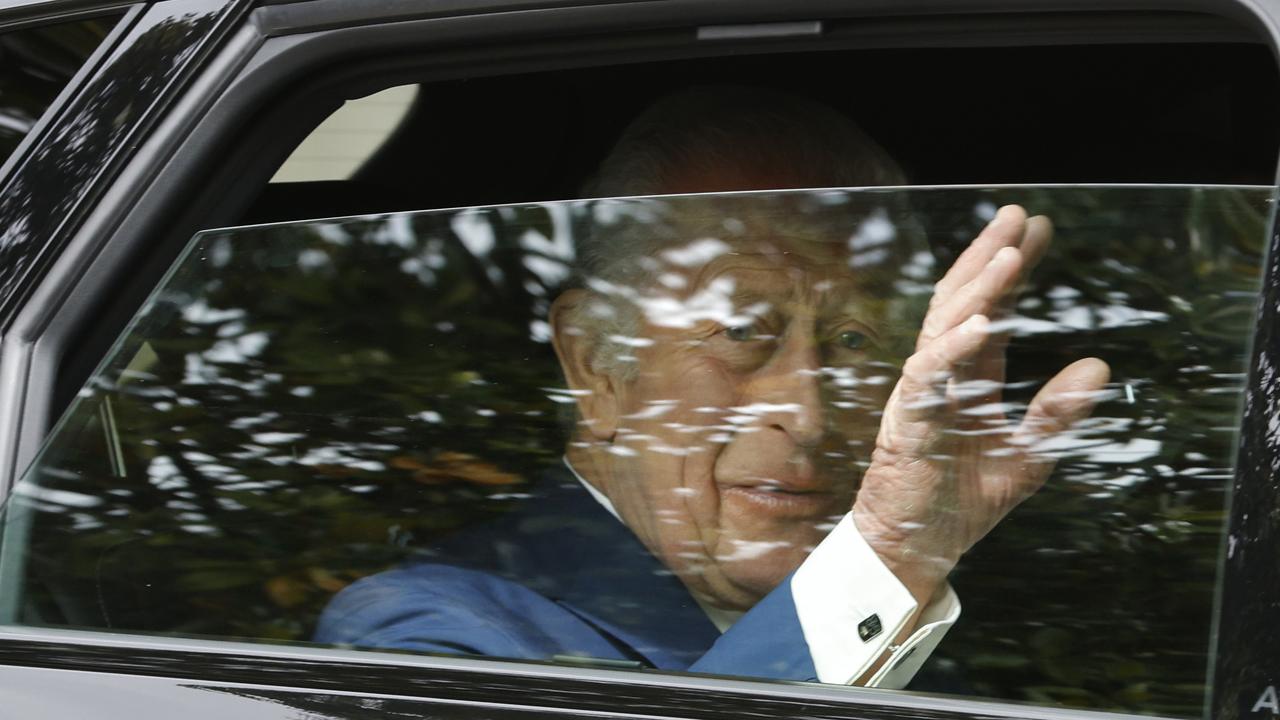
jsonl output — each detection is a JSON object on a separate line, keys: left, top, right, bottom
{"left": 56, "top": 31, "right": 1280, "bottom": 414}
{"left": 13, "top": 6, "right": 1280, "bottom": 715}
{"left": 243, "top": 42, "right": 1280, "bottom": 223}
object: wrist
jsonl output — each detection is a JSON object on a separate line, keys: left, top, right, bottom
{"left": 852, "top": 508, "right": 955, "bottom": 606}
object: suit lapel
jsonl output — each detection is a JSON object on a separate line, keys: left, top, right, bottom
{"left": 426, "top": 469, "right": 721, "bottom": 670}
{"left": 527, "top": 472, "right": 721, "bottom": 670}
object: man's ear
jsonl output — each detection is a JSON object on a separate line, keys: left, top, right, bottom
{"left": 550, "top": 289, "right": 620, "bottom": 441}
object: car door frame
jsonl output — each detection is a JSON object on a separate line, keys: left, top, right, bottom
{"left": 0, "top": 1, "right": 1277, "bottom": 719}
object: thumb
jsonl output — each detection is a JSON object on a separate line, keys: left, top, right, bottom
{"left": 1011, "top": 357, "right": 1112, "bottom": 492}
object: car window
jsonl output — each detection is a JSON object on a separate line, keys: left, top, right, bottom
{"left": 270, "top": 84, "right": 419, "bottom": 183}
{"left": 0, "top": 182, "right": 1268, "bottom": 716}
{"left": 0, "top": 15, "right": 121, "bottom": 170}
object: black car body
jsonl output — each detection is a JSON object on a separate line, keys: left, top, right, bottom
{"left": 0, "top": 1, "right": 1278, "bottom": 719}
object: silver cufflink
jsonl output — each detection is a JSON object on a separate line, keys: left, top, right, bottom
{"left": 857, "top": 614, "right": 883, "bottom": 642}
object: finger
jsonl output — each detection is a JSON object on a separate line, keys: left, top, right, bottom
{"left": 932, "top": 205, "right": 1027, "bottom": 305}
{"left": 993, "top": 214, "right": 1053, "bottom": 318}
{"left": 1017, "top": 215, "right": 1053, "bottom": 280}
{"left": 919, "top": 245, "right": 1023, "bottom": 350}
{"left": 1021, "top": 358, "right": 1111, "bottom": 437}
{"left": 894, "top": 314, "right": 993, "bottom": 426}
{"left": 1009, "top": 357, "right": 1112, "bottom": 489}
{"left": 960, "top": 215, "right": 1054, "bottom": 411}
{"left": 953, "top": 330, "right": 1011, "bottom": 420}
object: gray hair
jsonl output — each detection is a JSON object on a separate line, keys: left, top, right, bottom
{"left": 566, "top": 86, "right": 915, "bottom": 381}
{"left": 581, "top": 85, "right": 906, "bottom": 200}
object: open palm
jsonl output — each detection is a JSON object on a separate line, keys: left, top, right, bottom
{"left": 852, "top": 205, "right": 1112, "bottom": 604}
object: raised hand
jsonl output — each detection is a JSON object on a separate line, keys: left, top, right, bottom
{"left": 852, "top": 205, "right": 1112, "bottom": 605}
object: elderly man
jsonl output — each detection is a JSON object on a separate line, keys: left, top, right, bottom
{"left": 315, "top": 87, "right": 1109, "bottom": 689}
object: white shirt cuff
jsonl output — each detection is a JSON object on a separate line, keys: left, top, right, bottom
{"left": 791, "top": 513, "right": 961, "bottom": 688}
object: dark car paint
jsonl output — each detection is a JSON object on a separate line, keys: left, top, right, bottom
{"left": 0, "top": 0, "right": 253, "bottom": 327}
{"left": 0, "top": 0, "right": 1278, "bottom": 719}
{"left": 0, "top": 629, "right": 1170, "bottom": 720}
{"left": 1214, "top": 218, "right": 1280, "bottom": 720}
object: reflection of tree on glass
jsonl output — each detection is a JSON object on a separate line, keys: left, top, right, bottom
{"left": 316, "top": 88, "right": 1109, "bottom": 688}
{"left": 0, "top": 88, "right": 1265, "bottom": 716}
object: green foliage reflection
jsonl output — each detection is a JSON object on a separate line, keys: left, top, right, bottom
{"left": 0, "top": 186, "right": 1270, "bottom": 716}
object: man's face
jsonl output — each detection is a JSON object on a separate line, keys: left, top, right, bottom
{"left": 557, "top": 203, "right": 914, "bottom": 611}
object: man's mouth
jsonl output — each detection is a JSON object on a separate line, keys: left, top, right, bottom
{"left": 720, "top": 480, "right": 838, "bottom": 518}
{"left": 732, "top": 477, "right": 823, "bottom": 493}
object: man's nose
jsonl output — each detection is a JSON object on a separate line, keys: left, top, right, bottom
{"left": 742, "top": 332, "right": 826, "bottom": 448}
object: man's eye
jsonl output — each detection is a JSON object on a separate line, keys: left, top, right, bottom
{"left": 725, "top": 324, "right": 757, "bottom": 342}
{"left": 837, "top": 330, "right": 868, "bottom": 350}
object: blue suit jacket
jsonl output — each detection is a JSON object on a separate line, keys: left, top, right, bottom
{"left": 314, "top": 470, "right": 819, "bottom": 680}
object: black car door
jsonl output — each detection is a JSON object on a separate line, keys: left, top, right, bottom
{"left": 0, "top": 2, "right": 1277, "bottom": 720}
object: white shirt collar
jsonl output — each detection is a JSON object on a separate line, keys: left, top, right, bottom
{"left": 560, "top": 456, "right": 744, "bottom": 633}
{"left": 562, "top": 456, "right": 621, "bottom": 520}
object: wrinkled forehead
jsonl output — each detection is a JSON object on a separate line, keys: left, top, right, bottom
{"left": 674, "top": 250, "right": 880, "bottom": 313}
{"left": 579, "top": 193, "right": 930, "bottom": 354}
{"left": 628, "top": 196, "right": 910, "bottom": 302}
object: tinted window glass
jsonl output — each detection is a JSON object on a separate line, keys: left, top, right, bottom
{"left": 0, "top": 15, "right": 119, "bottom": 168}
{"left": 0, "top": 185, "right": 1268, "bottom": 716}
